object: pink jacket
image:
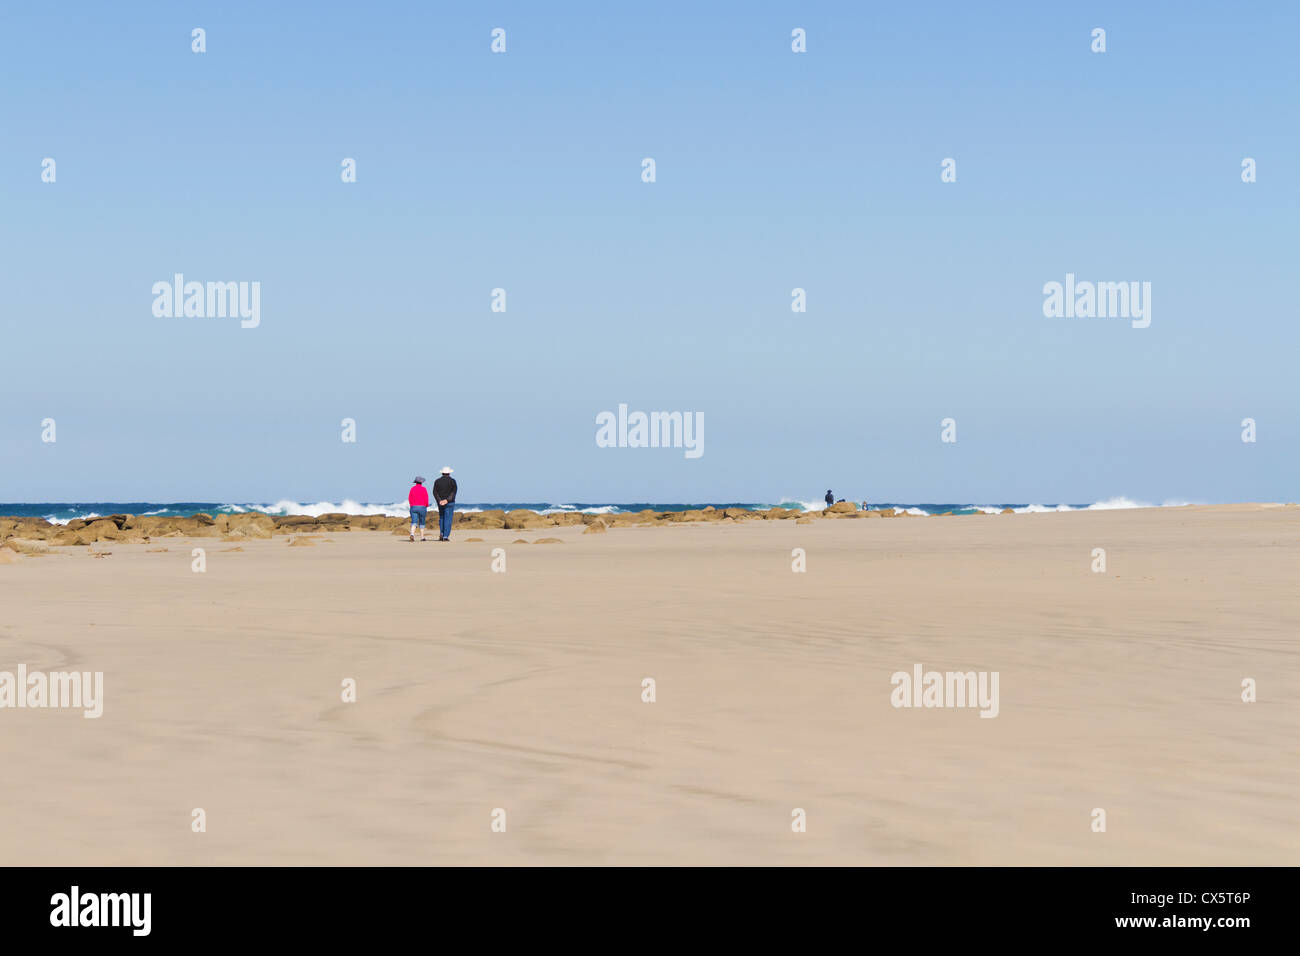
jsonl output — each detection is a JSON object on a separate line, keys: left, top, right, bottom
{"left": 408, "top": 485, "right": 429, "bottom": 507}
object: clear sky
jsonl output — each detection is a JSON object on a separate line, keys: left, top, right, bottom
{"left": 2, "top": 1, "right": 1296, "bottom": 505}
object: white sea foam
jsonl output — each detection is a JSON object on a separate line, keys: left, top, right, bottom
{"left": 777, "top": 499, "right": 828, "bottom": 512}
{"left": 251, "top": 499, "right": 410, "bottom": 518}
{"left": 1085, "top": 496, "right": 1149, "bottom": 510}
{"left": 45, "top": 513, "right": 93, "bottom": 525}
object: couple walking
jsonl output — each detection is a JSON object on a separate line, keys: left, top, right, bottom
{"left": 408, "top": 467, "right": 457, "bottom": 541}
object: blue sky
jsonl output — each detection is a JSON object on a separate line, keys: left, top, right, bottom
{"left": 2, "top": 1, "right": 1296, "bottom": 504}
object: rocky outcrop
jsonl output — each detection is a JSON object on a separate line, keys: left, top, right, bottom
{"left": 0, "top": 503, "right": 969, "bottom": 548}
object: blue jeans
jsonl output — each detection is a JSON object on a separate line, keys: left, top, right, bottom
{"left": 438, "top": 503, "right": 454, "bottom": 539}
{"left": 409, "top": 505, "right": 427, "bottom": 528}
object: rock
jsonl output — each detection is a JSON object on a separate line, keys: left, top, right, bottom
{"left": 81, "top": 519, "right": 120, "bottom": 541}
{"left": 825, "top": 501, "right": 859, "bottom": 514}
{"left": 512, "top": 539, "right": 529, "bottom": 544}
{"left": 457, "top": 509, "right": 507, "bottom": 529}
{"left": 288, "top": 537, "right": 317, "bottom": 547}
{"left": 5, "top": 520, "right": 53, "bottom": 540}
{"left": 224, "top": 514, "right": 274, "bottom": 539}
{"left": 504, "top": 510, "right": 551, "bottom": 530}
{"left": 583, "top": 520, "right": 608, "bottom": 535}
{"left": 124, "top": 515, "right": 166, "bottom": 534}
{"left": 352, "top": 515, "right": 402, "bottom": 531}
{"left": 465, "top": 537, "right": 484, "bottom": 542}
{"left": 796, "top": 517, "right": 812, "bottom": 524}
{"left": 192, "top": 513, "right": 216, "bottom": 525}
{"left": 274, "top": 515, "right": 320, "bottom": 528}
{"left": 535, "top": 537, "right": 563, "bottom": 544}
{"left": 1001, "top": 508, "right": 1015, "bottom": 515}
{"left": 549, "top": 513, "right": 587, "bottom": 526}
{"left": 763, "top": 508, "right": 800, "bottom": 520}
{"left": 5, "top": 538, "right": 50, "bottom": 555}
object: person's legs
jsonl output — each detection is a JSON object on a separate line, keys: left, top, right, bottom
{"left": 410, "top": 506, "right": 427, "bottom": 541}
{"left": 439, "top": 503, "right": 454, "bottom": 539}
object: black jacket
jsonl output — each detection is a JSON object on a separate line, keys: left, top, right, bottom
{"left": 432, "top": 475, "right": 457, "bottom": 505}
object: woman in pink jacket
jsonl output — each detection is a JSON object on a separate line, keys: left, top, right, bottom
{"left": 408, "top": 476, "right": 430, "bottom": 541}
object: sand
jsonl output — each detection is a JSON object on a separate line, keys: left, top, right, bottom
{"left": 1, "top": 504, "right": 1297, "bottom": 865}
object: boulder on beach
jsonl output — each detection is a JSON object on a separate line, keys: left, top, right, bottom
{"left": 583, "top": 520, "right": 608, "bottom": 534}
{"left": 824, "top": 502, "right": 859, "bottom": 515}
{"left": 4, "top": 538, "right": 50, "bottom": 555}
{"left": 535, "top": 537, "right": 563, "bottom": 544}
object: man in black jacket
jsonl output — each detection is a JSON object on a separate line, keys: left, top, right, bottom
{"left": 433, "top": 467, "right": 457, "bottom": 541}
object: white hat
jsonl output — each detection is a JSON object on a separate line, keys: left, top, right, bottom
{"left": 441, "top": 467, "right": 453, "bottom": 474}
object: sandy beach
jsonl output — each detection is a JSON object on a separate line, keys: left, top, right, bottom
{"left": 1, "top": 503, "right": 1297, "bottom": 866}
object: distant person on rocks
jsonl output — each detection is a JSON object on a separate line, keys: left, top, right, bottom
{"left": 825, "top": 490, "right": 834, "bottom": 509}
{"left": 433, "top": 467, "right": 457, "bottom": 541}
{"left": 408, "top": 476, "right": 429, "bottom": 542}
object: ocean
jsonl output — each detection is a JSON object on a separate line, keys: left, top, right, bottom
{"left": 0, "top": 497, "right": 1198, "bottom": 524}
